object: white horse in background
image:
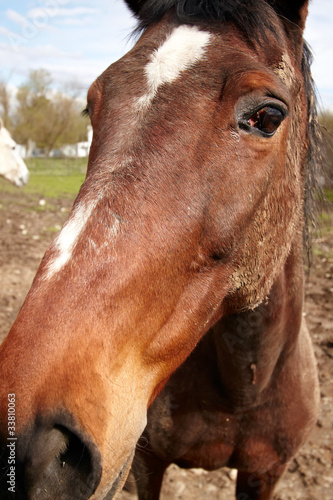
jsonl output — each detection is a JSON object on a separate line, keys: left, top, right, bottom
{"left": 0, "top": 118, "right": 29, "bottom": 187}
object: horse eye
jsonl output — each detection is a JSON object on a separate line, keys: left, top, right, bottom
{"left": 247, "top": 107, "right": 284, "bottom": 136}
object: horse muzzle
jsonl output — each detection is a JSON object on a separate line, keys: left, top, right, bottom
{"left": 0, "top": 411, "right": 102, "bottom": 500}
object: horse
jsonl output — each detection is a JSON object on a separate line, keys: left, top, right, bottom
{"left": 0, "top": 119, "right": 29, "bottom": 187}
{"left": 0, "top": 0, "right": 321, "bottom": 498}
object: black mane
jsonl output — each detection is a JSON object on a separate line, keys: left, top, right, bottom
{"left": 302, "top": 42, "right": 324, "bottom": 263}
{"left": 133, "top": 0, "right": 279, "bottom": 43}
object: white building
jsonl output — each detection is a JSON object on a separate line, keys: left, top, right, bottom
{"left": 50, "top": 125, "right": 93, "bottom": 158}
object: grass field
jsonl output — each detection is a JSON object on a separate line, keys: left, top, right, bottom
{"left": 0, "top": 157, "right": 87, "bottom": 199}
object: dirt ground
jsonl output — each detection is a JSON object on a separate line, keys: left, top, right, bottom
{"left": 0, "top": 186, "right": 332, "bottom": 500}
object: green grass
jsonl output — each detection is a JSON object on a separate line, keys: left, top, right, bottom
{"left": 0, "top": 157, "right": 87, "bottom": 199}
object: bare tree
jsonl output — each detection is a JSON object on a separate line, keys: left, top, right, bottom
{"left": 13, "top": 69, "right": 88, "bottom": 155}
{"left": 0, "top": 81, "right": 12, "bottom": 129}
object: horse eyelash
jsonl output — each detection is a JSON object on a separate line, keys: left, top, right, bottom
{"left": 82, "top": 107, "right": 90, "bottom": 118}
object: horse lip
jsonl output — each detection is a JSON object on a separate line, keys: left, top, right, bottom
{"left": 102, "top": 452, "right": 134, "bottom": 500}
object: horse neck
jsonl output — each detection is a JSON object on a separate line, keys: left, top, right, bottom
{"left": 212, "top": 235, "right": 305, "bottom": 409}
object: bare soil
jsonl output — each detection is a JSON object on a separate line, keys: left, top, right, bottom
{"left": 0, "top": 187, "right": 332, "bottom": 500}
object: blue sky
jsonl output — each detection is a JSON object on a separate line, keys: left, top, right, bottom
{"left": 0, "top": 0, "right": 332, "bottom": 110}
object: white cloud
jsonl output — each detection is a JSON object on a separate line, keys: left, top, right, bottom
{"left": 5, "top": 9, "right": 27, "bottom": 28}
{"left": 61, "top": 17, "right": 93, "bottom": 26}
{"left": 0, "top": 41, "right": 82, "bottom": 63}
{"left": 0, "top": 26, "right": 17, "bottom": 39}
{"left": 27, "top": 7, "right": 100, "bottom": 19}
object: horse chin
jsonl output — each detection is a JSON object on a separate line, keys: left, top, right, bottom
{"left": 89, "top": 395, "right": 147, "bottom": 500}
{"left": 99, "top": 453, "right": 134, "bottom": 500}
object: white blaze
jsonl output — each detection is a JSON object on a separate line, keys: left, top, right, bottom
{"left": 44, "top": 193, "right": 122, "bottom": 280}
{"left": 138, "top": 25, "right": 211, "bottom": 108}
{"left": 45, "top": 200, "right": 98, "bottom": 279}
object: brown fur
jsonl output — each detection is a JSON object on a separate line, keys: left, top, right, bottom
{"left": 0, "top": 1, "right": 319, "bottom": 499}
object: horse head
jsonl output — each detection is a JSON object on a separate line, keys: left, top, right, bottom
{"left": 0, "top": 119, "right": 29, "bottom": 187}
{"left": 0, "top": 1, "right": 316, "bottom": 498}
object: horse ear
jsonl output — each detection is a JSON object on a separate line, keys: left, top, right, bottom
{"left": 123, "top": 0, "right": 142, "bottom": 16}
{"left": 269, "top": 0, "right": 309, "bottom": 31}
{"left": 124, "top": 0, "right": 174, "bottom": 19}
{"left": 124, "top": 0, "right": 155, "bottom": 17}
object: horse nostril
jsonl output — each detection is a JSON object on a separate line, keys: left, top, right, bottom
{"left": 52, "top": 425, "right": 96, "bottom": 485}
{"left": 21, "top": 421, "right": 102, "bottom": 499}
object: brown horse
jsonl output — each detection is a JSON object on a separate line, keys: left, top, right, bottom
{"left": 0, "top": 0, "right": 321, "bottom": 499}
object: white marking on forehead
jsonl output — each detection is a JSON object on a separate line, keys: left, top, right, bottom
{"left": 45, "top": 199, "right": 98, "bottom": 279}
{"left": 138, "top": 25, "right": 211, "bottom": 108}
